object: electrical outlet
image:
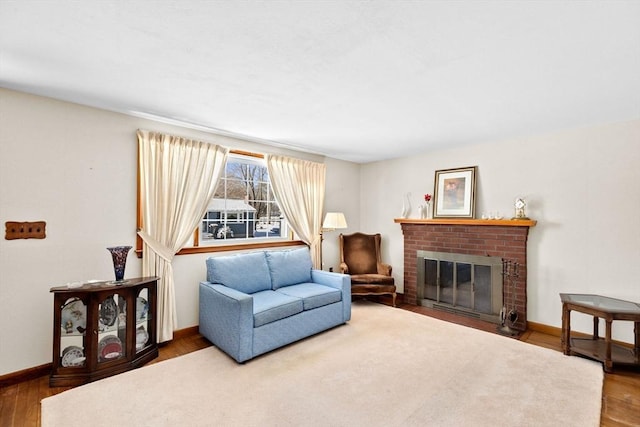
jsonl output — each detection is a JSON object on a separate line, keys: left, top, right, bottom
{"left": 5, "top": 221, "right": 46, "bottom": 240}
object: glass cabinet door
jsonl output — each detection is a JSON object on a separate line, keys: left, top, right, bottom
{"left": 59, "top": 297, "right": 87, "bottom": 368}
{"left": 135, "top": 287, "right": 151, "bottom": 352}
{"left": 97, "top": 293, "right": 126, "bottom": 363}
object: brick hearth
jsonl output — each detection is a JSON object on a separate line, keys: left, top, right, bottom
{"left": 395, "top": 219, "right": 536, "bottom": 331}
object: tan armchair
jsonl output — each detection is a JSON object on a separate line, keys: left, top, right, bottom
{"left": 339, "top": 232, "right": 396, "bottom": 307}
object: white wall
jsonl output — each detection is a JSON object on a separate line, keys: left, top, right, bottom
{"left": 321, "top": 157, "right": 361, "bottom": 272}
{"left": 361, "top": 119, "right": 640, "bottom": 343}
{"left": 0, "top": 89, "right": 359, "bottom": 375}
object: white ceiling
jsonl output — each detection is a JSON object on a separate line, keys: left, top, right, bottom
{"left": 1, "top": 1, "right": 639, "bottom": 163}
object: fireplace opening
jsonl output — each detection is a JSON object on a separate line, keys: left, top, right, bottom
{"left": 416, "top": 251, "right": 503, "bottom": 324}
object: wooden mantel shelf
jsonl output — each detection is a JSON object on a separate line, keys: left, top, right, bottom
{"left": 394, "top": 218, "right": 537, "bottom": 227}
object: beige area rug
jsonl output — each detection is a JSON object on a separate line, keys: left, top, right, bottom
{"left": 41, "top": 302, "right": 603, "bottom": 426}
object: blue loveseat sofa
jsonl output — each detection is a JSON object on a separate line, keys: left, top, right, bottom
{"left": 199, "top": 247, "right": 351, "bottom": 362}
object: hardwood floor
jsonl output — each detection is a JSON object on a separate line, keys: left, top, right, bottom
{"left": 1, "top": 304, "right": 638, "bottom": 426}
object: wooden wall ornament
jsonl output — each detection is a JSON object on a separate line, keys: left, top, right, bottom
{"left": 5, "top": 221, "right": 46, "bottom": 240}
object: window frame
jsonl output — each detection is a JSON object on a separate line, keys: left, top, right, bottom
{"left": 136, "top": 149, "right": 304, "bottom": 258}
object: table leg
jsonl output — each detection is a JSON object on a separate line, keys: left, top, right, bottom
{"left": 604, "top": 320, "right": 613, "bottom": 373}
{"left": 562, "top": 304, "right": 570, "bottom": 355}
{"left": 593, "top": 316, "right": 599, "bottom": 340}
{"left": 635, "top": 321, "right": 639, "bottom": 362}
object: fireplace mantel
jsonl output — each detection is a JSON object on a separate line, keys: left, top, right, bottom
{"left": 394, "top": 218, "right": 537, "bottom": 227}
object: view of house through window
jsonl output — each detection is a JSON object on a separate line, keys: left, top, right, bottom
{"left": 201, "top": 153, "right": 289, "bottom": 243}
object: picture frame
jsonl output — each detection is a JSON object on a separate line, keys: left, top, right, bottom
{"left": 433, "top": 166, "right": 477, "bottom": 219}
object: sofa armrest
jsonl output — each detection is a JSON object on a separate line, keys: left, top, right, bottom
{"left": 199, "top": 282, "right": 254, "bottom": 363}
{"left": 311, "top": 269, "right": 351, "bottom": 321}
{"left": 311, "top": 269, "right": 349, "bottom": 290}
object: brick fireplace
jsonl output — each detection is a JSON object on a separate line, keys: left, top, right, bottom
{"left": 395, "top": 218, "right": 536, "bottom": 331}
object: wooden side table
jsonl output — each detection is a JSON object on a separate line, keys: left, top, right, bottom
{"left": 560, "top": 293, "right": 640, "bottom": 372}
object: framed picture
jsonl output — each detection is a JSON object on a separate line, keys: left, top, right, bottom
{"left": 433, "top": 166, "right": 477, "bottom": 219}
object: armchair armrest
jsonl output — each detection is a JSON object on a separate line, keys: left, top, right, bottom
{"left": 377, "top": 263, "right": 392, "bottom": 276}
{"left": 199, "top": 282, "right": 254, "bottom": 362}
{"left": 339, "top": 262, "right": 349, "bottom": 274}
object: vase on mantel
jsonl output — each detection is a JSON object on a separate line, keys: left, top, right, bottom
{"left": 401, "top": 193, "right": 411, "bottom": 218}
{"left": 418, "top": 203, "right": 432, "bottom": 219}
{"left": 107, "top": 246, "right": 132, "bottom": 283}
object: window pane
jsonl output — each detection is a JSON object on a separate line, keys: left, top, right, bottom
{"left": 199, "top": 154, "right": 289, "bottom": 244}
{"left": 212, "top": 185, "right": 226, "bottom": 199}
{"left": 225, "top": 178, "right": 246, "bottom": 199}
{"left": 253, "top": 182, "right": 269, "bottom": 202}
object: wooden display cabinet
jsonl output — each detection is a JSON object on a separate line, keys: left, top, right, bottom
{"left": 50, "top": 277, "right": 159, "bottom": 387}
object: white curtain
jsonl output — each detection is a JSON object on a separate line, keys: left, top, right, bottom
{"left": 266, "top": 154, "right": 326, "bottom": 268}
{"left": 137, "top": 130, "right": 228, "bottom": 342}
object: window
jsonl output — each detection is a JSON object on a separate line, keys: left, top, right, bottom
{"left": 136, "top": 148, "right": 303, "bottom": 257}
{"left": 198, "top": 152, "right": 290, "bottom": 244}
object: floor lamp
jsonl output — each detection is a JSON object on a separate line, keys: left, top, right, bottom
{"left": 321, "top": 212, "right": 348, "bottom": 271}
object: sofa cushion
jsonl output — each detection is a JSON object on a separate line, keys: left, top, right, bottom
{"left": 252, "top": 290, "right": 304, "bottom": 327}
{"left": 206, "top": 251, "right": 271, "bottom": 294}
{"left": 276, "top": 283, "right": 342, "bottom": 311}
{"left": 265, "top": 247, "right": 313, "bottom": 290}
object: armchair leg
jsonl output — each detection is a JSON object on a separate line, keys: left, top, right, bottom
{"left": 392, "top": 293, "right": 396, "bottom": 308}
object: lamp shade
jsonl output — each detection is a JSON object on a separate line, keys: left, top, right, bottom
{"left": 322, "top": 212, "right": 348, "bottom": 230}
